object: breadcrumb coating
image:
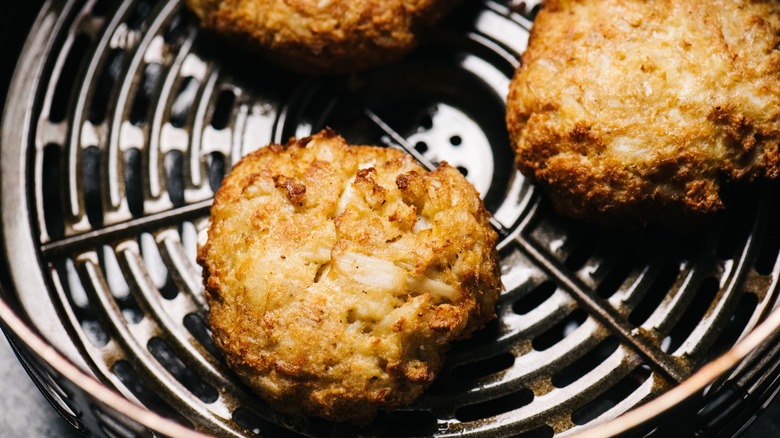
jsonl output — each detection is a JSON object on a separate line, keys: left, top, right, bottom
{"left": 198, "top": 129, "right": 501, "bottom": 424}
{"left": 507, "top": 0, "right": 780, "bottom": 226}
{"left": 185, "top": 0, "right": 457, "bottom": 73}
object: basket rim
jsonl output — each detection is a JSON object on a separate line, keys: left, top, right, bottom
{"left": 2, "top": 0, "right": 780, "bottom": 436}
{"left": 2, "top": 288, "right": 779, "bottom": 438}
{"left": 0, "top": 293, "right": 210, "bottom": 438}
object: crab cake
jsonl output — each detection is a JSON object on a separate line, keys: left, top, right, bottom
{"left": 198, "top": 129, "right": 501, "bottom": 424}
{"left": 506, "top": 0, "right": 780, "bottom": 226}
{"left": 185, "top": 0, "right": 458, "bottom": 73}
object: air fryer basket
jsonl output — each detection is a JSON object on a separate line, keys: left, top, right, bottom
{"left": 3, "top": 0, "right": 780, "bottom": 437}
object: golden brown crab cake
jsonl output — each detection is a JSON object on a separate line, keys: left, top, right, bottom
{"left": 198, "top": 129, "right": 501, "bottom": 424}
{"left": 185, "top": 0, "right": 459, "bottom": 74}
{"left": 506, "top": 0, "right": 780, "bottom": 226}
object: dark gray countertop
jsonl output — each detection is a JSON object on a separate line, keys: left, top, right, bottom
{"left": 0, "top": 334, "right": 84, "bottom": 438}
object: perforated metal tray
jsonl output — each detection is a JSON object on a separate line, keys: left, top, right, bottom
{"left": 3, "top": 0, "right": 780, "bottom": 437}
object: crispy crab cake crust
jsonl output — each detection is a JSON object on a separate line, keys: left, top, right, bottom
{"left": 185, "top": 0, "right": 458, "bottom": 73}
{"left": 198, "top": 129, "right": 501, "bottom": 424}
{"left": 506, "top": 0, "right": 780, "bottom": 226}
